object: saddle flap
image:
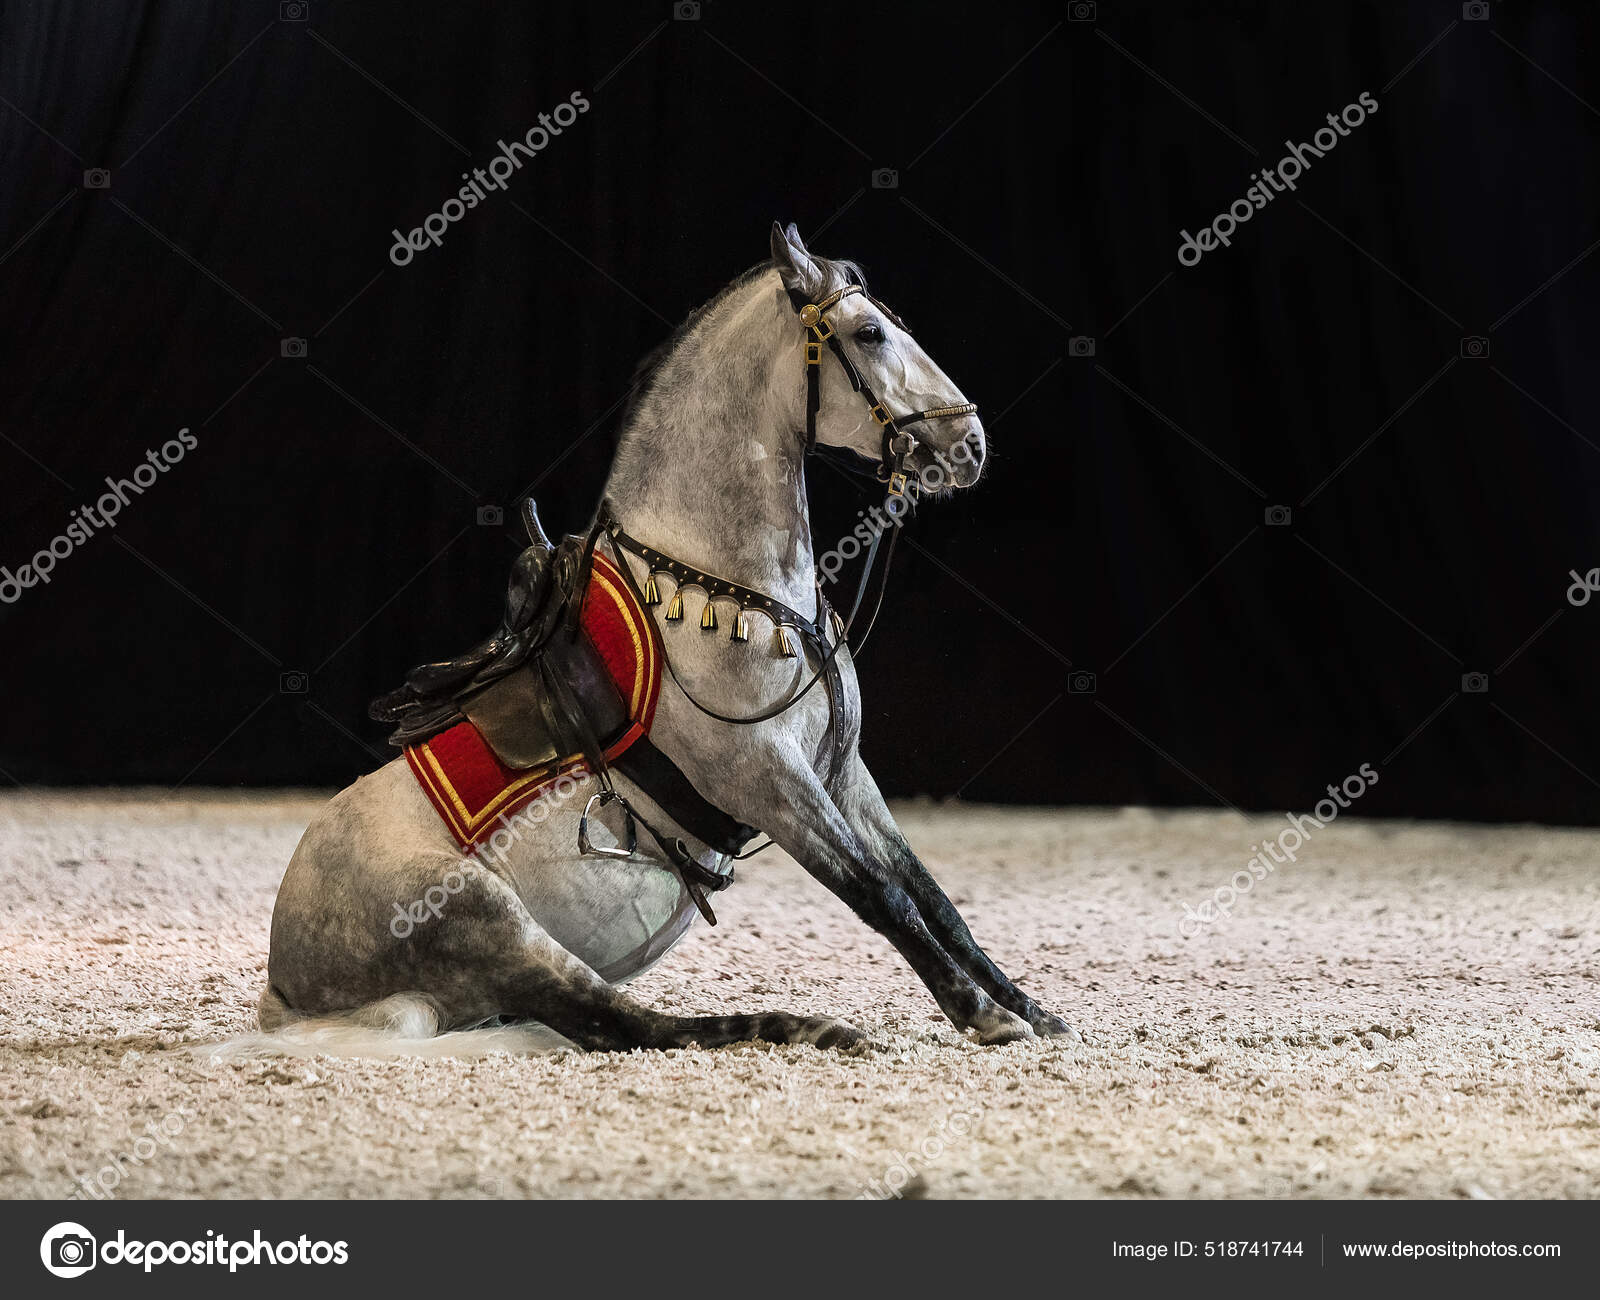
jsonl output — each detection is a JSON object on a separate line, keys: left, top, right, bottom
{"left": 460, "top": 666, "right": 562, "bottom": 770}
{"left": 458, "top": 632, "right": 630, "bottom": 772}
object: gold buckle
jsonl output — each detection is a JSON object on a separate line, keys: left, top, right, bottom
{"left": 805, "top": 342, "right": 822, "bottom": 364}
{"left": 887, "top": 471, "right": 908, "bottom": 496}
{"left": 812, "top": 315, "right": 834, "bottom": 341}
{"left": 870, "top": 403, "right": 892, "bottom": 426}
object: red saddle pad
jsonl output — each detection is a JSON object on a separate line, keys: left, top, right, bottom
{"left": 403, "top": 550, "right": 662, "bottom": 850}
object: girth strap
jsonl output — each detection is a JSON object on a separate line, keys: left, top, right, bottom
{"left": 528, "top": 581, "right": 742, "bottom": 926}
{"left": 613, "top": 738, "right": 755, "bottom": 859}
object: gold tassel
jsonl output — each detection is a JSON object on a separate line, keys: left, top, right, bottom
{"left": 665, "top": 590, "right": 684, "bottom": 622}
{"left": 642, "top": 572, "right": 660, "bottom": 606}
{"left": 731, "top": 610, "right": 750, "bottom": 643}
{"left": 700, "top": 600, "right": 718, "bottom": 631}
{"left": 775, "top": 625, "right": 798, "bottom": 658}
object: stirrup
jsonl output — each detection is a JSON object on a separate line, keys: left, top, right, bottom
{"left": 578, "top": 790, "right": 637, "bottom": 859}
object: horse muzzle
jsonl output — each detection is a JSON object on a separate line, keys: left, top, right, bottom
{"left": 908, "top": 416, "right": 985, "bottom": 490}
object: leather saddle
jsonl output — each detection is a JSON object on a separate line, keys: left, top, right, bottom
{"left": 370, "top": 498, "right": 753, "bottom": 923}
{"left": 370, "top": 499, "right": 623, "bottom": 768}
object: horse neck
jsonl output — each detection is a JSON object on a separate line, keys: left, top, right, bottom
{"left": 603, "top": 284, "right": 818, "bottom": 614}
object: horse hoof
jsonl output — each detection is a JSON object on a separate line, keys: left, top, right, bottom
{"left": 1032, "top": 1012, "right": 1081, "bottom": 1041}
{"left": 971, "top": 1009, "right": 1035, "bottom": 1045}
{"left": 810, "top": 1017, "right": 873, "bottom": 1050}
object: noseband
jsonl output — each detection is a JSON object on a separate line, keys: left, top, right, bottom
{"left": 786, "top": 282, "right": 979, "bottom": 495}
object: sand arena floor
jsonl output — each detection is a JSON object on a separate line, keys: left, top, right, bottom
{"left": 1, "top": 790, "right": 1596, "bottom": 1199}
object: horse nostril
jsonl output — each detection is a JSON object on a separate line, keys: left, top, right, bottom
{"left": 948, "top": 424, "right": 985, "bottom": 466}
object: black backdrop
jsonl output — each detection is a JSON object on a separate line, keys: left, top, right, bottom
{"left": 2, "top": 0, "right": 1597, "bottom": 824}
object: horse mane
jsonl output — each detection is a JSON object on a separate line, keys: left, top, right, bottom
{"left": 618, "top": 253, "right": 869, "bottom": 434}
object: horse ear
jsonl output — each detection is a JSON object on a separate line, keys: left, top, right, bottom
{"left": 769, "top": 221, "right": 824, "bottom": 299}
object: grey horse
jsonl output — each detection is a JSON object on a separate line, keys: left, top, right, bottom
{"left": 256, "top": 223, "right": 1075, "bottom": 1055}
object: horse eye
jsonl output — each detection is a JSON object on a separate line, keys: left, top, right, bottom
{"left": 855, "top": 323, "right": 884, "bottom": 344}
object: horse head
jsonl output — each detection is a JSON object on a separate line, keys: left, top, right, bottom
{"left": 769, "top": 222, "right": 986, "bottom": 491}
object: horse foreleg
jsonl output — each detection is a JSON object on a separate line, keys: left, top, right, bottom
{"left": 836, "top": 756, "right": 1078, "bottom": 1039}
{"left": 749, "top": 757, "right": 1034, "bottom": 1043}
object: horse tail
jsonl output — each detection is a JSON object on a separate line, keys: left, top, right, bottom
{"left": 191, "top": 987, "right": 570, "bottom": 1061}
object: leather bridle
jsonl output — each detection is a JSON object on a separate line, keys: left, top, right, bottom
{"left": 788, "top": 281, "right": 978, "bottom": 495}
{"left": 593, "top": 278, "right": 981, "bottom": 762}
{"left": 564, "top": 277, "right": 982, "bottom": 894}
